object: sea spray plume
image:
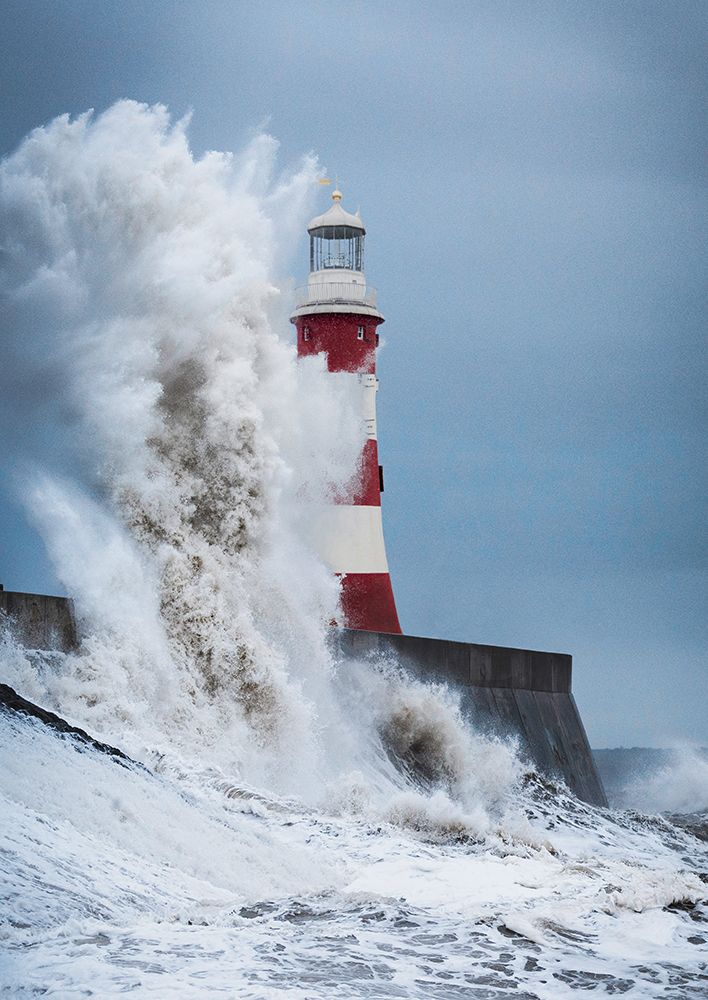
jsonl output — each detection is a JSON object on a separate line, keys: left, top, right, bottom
{"left": 326, "top": 659, "right": 523, "bottom": 839}
{"left": 0, "top": 101, "right": 365, "bottom": 783}
{"left": 1, "top": 101, "right": 528, "bottom": 825}
{"left": 378, "top": 666, "right": 520, "bottom": 803}
{"left": 621, "top": 748, "right": 708, "bottom": 815}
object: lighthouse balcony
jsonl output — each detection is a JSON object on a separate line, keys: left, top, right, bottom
{"left": 295, "top": 282, "right": 378, "bottom": 309}
{"left": 291, "top": 281, "right": 383, "bottom": 321}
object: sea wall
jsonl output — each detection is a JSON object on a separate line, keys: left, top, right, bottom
{"left": 0, "top": 589, "right": 76, "bottom": 653}
{"left": 0, "top": 589, "right": 607, "bottom": 806}
{"left": 334, "top": 629, "right": 607, "bottom": 807}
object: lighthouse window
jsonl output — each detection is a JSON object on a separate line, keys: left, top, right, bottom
{"left": 303, "top": 327, "right": 310, "bottom": 341}
{"left": 357, "top": 326, "right": 365, "bottom": 340}
{"left": 309, "top": 227, "right": 365, "bottom": 272}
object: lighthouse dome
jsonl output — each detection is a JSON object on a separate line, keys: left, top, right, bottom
{"left": 308, "top": 192, "right": 365, "bottom": 235}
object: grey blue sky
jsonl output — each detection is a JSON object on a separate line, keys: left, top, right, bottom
{"left": 1, "top": 0, "right": 706, "bottom": 746}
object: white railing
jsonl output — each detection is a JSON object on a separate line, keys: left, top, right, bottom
{"left": 295, "top": 282, "right": 378, "bottom": 308}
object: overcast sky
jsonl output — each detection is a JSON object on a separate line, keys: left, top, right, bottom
{"left": 1, "top": 0, "right": 706, "bottom": 747}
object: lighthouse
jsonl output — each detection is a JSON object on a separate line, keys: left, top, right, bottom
{"left": 291, "top": 189, "right": 401, "bottom": 634}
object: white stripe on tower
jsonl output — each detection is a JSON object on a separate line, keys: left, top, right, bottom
{"left": 309, "top": 505, "right": 389, "bottom": 574}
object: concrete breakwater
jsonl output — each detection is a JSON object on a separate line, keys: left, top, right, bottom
{"left": 1, "top": 588, "right": 606, "bottom": 806}
{"left": 335, "top": 629, "right": 606, "bottom": 807}
{"left": 0, "top": 588, "right": 77, "bottom": 653}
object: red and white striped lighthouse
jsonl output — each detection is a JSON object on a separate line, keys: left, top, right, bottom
{"left": 291, "top": 189, "right": 401, "bottom": 634}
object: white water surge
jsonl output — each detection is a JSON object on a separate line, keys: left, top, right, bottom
{"left": 1, "top": 103, "right": 706, "bottom": 998}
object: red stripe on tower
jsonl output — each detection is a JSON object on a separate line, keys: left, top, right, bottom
{"left": 291, "top": 188, "right": 401, "bottom": 634}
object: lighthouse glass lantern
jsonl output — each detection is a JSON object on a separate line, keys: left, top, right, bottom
{"left": 309, "top": 223, "right": 364, "bottom": 272}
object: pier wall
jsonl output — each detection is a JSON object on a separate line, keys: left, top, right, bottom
{"left": 0, "top": 590, "right": 606, "bottom": 806}
{"left": 334, "top": 629, "right": 607, "bottom": 806}
{"left": 0, "top": 589, "right": 76, "bottom": 654}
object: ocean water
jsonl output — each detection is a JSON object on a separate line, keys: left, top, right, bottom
{"left": 1, "top": 102, "right": 706, "bottom": 998}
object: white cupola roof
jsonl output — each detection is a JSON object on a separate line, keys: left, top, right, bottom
{"left": 308, "top": 189, "right": 365, "bottom": 234}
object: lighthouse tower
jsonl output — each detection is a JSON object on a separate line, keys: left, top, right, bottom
{"left": 291, "top": 189, "right": 401, "bottom": 634}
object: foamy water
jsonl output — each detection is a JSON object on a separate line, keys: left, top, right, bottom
{"left": 1, "top": 103, "right": 706, "bottom": 998}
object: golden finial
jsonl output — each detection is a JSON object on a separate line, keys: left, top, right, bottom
{"left": 332, "top": 188, "right": 342, "bottom": 202}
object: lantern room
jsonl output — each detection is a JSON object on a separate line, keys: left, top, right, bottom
{"left": 308, "top": 190, "right": 365, "bottom": 273}
{"left": 291, "top": 188, "right": 381, "bottom": 319}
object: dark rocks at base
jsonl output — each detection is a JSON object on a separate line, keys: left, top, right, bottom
{"left": 0, "top": 682, "right": 133, "bottom": 765}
